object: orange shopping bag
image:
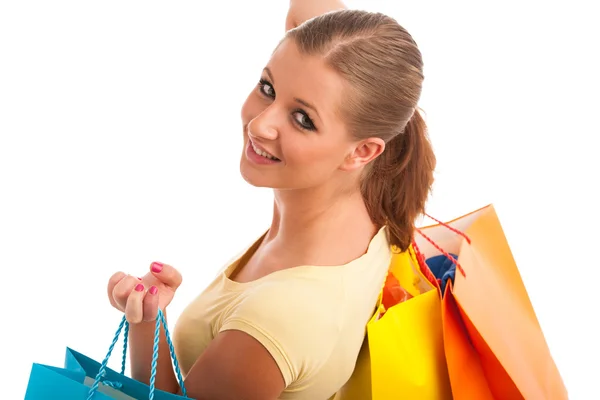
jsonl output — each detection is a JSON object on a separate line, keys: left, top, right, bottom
{"left": 413, "top": 204, "right": 568, "bottom": 399}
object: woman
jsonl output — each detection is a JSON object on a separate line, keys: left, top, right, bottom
{"left": 106, "top": 0, "right": 435, "bottom": 398}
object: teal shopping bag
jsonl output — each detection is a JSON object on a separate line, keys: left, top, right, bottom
{"left": 25, "top": 310, "right": 189, "bottom": 400}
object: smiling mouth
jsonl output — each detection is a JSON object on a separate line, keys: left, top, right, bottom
{"left": 251, "top": 141, "right": 280, "bottom": 161}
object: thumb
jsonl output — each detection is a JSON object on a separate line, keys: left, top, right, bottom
{"left": 150, "top": 262, "right": 182, "bottom": 290}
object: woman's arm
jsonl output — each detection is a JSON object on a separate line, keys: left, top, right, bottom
{"left": 285, "top": 0, "right": 347, "bottom": 31}
{"left": 175, "top": 330, "right": 285, "bottom": 400}
{"left": 115, "top": 278, "right": 282, "bottom": 399}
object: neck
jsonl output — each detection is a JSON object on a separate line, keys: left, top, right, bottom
{"left": 266, "top": 183, "right": 376, "bottom": 246}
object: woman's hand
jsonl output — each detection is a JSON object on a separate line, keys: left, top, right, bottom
{"left": 107, "top": 262, "right": 182, "bottom": 324}
{"left": 286, "top": 0, "right": 347, "bottom": 31}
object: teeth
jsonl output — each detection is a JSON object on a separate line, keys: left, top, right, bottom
{"left": 252, "top": 143, "right": 278, "bottom": 160}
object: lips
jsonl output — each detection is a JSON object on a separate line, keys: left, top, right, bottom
{"left": 250, "top": 139, "right": 280, "bottom": 161}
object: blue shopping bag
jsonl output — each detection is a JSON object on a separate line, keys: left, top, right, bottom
{"left": 25, "top": 310, "right": 189, "bottom": 400}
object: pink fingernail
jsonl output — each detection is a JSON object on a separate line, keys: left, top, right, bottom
{"left": 149, "top": 286, "right": 158, "bottom": 295}
{"left": 137, "top": 277, "right": 142, "bottom": 280}
{"left": 151, "top": 262, "right": 163, "bottom": 273}
{"left": 135, "top": 284, "right": 144, "bottom": 292}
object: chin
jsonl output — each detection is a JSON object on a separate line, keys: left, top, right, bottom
{"left": 239, "top": 158, "right": 277, "bottom": 189}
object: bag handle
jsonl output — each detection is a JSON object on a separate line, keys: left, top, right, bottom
{"left": 423, "top": 213, "right": 472, "bottom": 244}
{"left": 87, "top": 309, "right": 188, "bottom": 400}
{"left": 413, "top": 213, "right": 473, "bottom": 279}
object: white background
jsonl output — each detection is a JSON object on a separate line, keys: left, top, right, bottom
{"left": 1, "top": 0, "right": 598, "bottom": 398}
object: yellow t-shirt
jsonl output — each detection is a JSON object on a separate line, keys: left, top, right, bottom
{"left": 172, "top": 227, "right": 392, "bottom": 400}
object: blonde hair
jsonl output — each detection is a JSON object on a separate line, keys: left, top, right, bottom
{"left": 287, "top": 10, "right": 436, "bottom": 252}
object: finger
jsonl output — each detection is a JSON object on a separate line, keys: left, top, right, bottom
{"left": 142, "top": 285, "right": 159, "bottom": 322}
{"left": 149, "top": 262, "right": 182, "bottom": 290}
{"left": 125, "top": 283, "right": 145, "bottom": 324}
{"left": 107, "top": 272, "right": 127, "bottom": 309}
{"left": 112, "top": 275, "right": 139, "bottom": 311}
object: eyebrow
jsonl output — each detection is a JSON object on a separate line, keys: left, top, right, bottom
{"left": 294, "top": 97, "right": 320, "bottom": 120}
{"left": 263, "top": 67, "right": 321, "bottom": 121}
{"left": 264, "top": 67, "right": 275, "bottom": 84}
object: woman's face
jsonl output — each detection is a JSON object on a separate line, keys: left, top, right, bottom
{"left": 239, "top": 39, "right": 382, "bottom": 190}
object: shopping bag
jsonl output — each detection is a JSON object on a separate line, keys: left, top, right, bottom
{"left": 414, "top": 204, "right": 568, "bottom": 399}
{"left": 410, "top": 242, "right": 496, "bottom": 399}
{"left": 25, "top": 310, "right": 189, "bottom": 400}
{"left": 440, "top": 281, "right": 495, "bottom": 399}
{"left": 335, "top": 246, "right": 452, "bottom": 399}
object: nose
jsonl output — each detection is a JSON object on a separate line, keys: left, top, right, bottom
{"left": 247, "top": 108, "right": 279, "bottom": 142}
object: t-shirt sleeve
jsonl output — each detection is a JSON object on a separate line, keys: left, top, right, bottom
{"left": 218, "top": 281, "right": 345, "bottom": 387}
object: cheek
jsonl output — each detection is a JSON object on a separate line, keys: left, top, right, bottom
{"left": 284, "top": 138, "right": 345, "bottom": 168}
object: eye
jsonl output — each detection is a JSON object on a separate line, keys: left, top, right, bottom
{"left": 293, "top": 110, "right": 316, "bottom": 131}
{"left": 258, "top": 78, "right": 275, "bottom": 98}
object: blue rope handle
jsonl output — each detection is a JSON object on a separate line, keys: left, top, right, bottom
{"left": 87, "top": 309, "right": 188, "bottom": 399}
{"left": 121, "top": 321, "right": 129, "bottom": 375}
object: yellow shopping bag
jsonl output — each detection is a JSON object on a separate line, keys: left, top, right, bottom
{"left": 335, "top": 246, "right": 452, "bottom": 399}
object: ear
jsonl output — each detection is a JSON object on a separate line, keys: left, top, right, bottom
{"left": 339, "top": 137, "right": 385, "bottom": 172}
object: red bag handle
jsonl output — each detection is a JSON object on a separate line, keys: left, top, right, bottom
{"left": 423, "top": 213, "right": 472, "bottom": 245}
{"left": 412, "top": 213, "right": 472, "bottom": 279}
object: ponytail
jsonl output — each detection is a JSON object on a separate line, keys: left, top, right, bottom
{"left": 361, "top": 109, "right": 436, "bottom": 252}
